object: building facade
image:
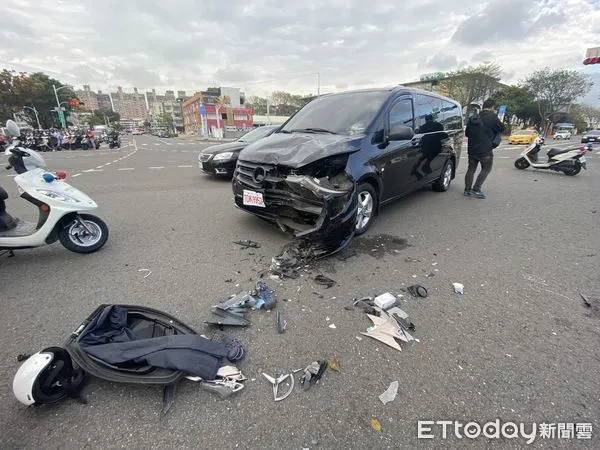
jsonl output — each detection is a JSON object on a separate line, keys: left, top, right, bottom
{"left": 182, "top": 88, "right": 253, "bottom": 135}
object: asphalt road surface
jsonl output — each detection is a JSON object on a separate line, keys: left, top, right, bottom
{"left": 1, "top": 135, "right": 599, "bottom": 449}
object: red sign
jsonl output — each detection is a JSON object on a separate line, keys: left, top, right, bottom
{"left": 68, "top": 99, "right": 80, "bottom": 106}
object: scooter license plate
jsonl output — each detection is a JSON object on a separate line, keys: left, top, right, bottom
{"left": 243, "top": 190, "right": 265, "bottom": 208}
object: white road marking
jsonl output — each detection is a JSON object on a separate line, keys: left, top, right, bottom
{"left": 143, "top": 144, "right": 148, "bottom": 146}
{"left": 154, "top": 143, "right": 160, "bottom": 146}
{"left": 72, "top": 173, "right": 81, "bottom": 177}
{"left": 105, "top": 162, "right": 111, "bottom": 165}
{"left": 112, "top": 160, "right": 119, "bottom": 163}
{"left": 149, "top": 166, "right": 164, "bottom": 169}
{"left": 178, "top": 143, "right": 185, "bottom": 145}
{"left": 178, "top": 165, "right": 194, "bottom": 168}
{"left": 96, "top": 165, "right": 104, "bottom": 169}
{"left": 118, "top": 168, "right": 135, "bottom": 171}
{"left": 84, "top": 169, "right": 104, "bottom": 172}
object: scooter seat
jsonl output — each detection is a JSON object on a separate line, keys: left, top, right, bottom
{"left": 547, "top": 147, "right": 572, "bottom": 159}
{"left": 0, "top": 219, "right": 36, "bottom": 237}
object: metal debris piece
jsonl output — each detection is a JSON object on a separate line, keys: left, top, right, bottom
{"left": 277, "top": 311, "right": 287, "bottom": 333}
{"left": 234, "top": 240, "right": 261, "bottom": 249}
{"left": 138, "top": 268, "right": 152, "bottom": 278}
{"left": 314, "top": 275, "right": 336, "bottom": 288}
{"left": 378, "top": 380, "right": 399, "bottom": 405}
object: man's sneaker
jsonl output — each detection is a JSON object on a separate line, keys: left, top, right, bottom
{"left": 472, "top": 190, "right": 486, "bottom": 199}
{"left": 463, "top": 190, "right": 473, "bottom": 197}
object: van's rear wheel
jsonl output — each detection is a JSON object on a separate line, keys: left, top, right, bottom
{"left": 355, "top": 183, "right": 377, "bottom": 236}
{"left": 432, "top": 159, "right": 454, "bottom": 192}
{"left": 59, "top": 214, "right": 109, "bottom": 253}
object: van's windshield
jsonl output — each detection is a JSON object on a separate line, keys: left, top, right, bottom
{"left": 279, "top": 91, "right": 389, "bottom": 136}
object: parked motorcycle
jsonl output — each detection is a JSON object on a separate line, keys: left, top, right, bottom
{"left": 0, "top": 120, "right": 109, "bottom": 254}
{"left": 514, "top": 138, "right": 592, "bottom": 176}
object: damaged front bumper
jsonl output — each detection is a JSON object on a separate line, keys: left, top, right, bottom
{"left": 232, "top": 160, "right": 358, "bottom": 253}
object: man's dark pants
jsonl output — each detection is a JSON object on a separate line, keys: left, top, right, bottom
{"left": 465, "top": 152, "right": 493, "bottom": 192}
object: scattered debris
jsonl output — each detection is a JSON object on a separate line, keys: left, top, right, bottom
{"left": 328, "top": 356, "right": 340, "bottom": 372}
{"left": 351, "top": 297, "right": 379, "bottom": 315}
{"left": 345, "top": 234, "right": 410, "bottom": 259}
{"left": 300, "top": 360, "right": 328, "bottom": 390}
{"left": 387, "top": 307, "right": 416, "bottom": 331}
{"left": 355, "top": 336, "right": 363, "bottom": 341}
{"left": 137, "top": 268, "right": 152, "bottom": 278}
{"left": 276, "top": 311, "right": 287, "bottom": 333}
{"left": 374, "top": 292, "right": 397, "bottom": 310}
{"left": 581, "top": 293, "right": 600, "bottom": 318}
{"left": 312, "top": 291, "right": 324, "bottom": 299}
{"left": 407, "top": 284, "right": 428, "bottom": 298}
{"left": 452, "top": 282, "right": 464, "bottom": 294}
{"left": 161, "top": 384, "right": 177, "bottom": 415}
{"left": 405, "top": 256, "right": 421, "bottom": 263}
{"left": 234, "top": 240, "right": 260, "bottom": 249}
{"left": 328, "top": 323, "right": 337, "bottom": 329}
{"left": 16, "top": 353, "right": 31, "bottom": 362}
{"left": 314, "top": 275, "right": 336, "bottom": 288}
{"left": 379, "top": 381, "right": 399, "bottom": 405}
{"left": 370, "top": 418, "right": 383, "bottom": 432}
{"left": 362, "top": 309, "right": 416, "bottom": 351}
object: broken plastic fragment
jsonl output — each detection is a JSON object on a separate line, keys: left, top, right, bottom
{"left": 328, "top": 323, "right": 337, "bottom": 329}
{"left": 453, "top": 282, "right": 464, "bottom": 294}
{"left": 378, "top": 380, "right": 398, "bottom": 405}
{"left": 370, "top": 418, "right": 383, "bottom": 432}
{"left": 138, "top": 268, "right": 152, "bottom": 278}
{"left": 276, "top": 311, "right": 287, "bottom": 334}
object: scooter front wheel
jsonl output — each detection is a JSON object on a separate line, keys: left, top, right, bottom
{"left": 59, "top": 214, "right": 109, "bottom": 253}
{"left": 514, "top": 158, "right": 530, "bottom": 170}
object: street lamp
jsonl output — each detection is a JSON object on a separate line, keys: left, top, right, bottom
{"left": 53, "top": 84, "right": 73, "bottom": 129}
{"left": 23, "top": 106, "right": 41, "bottom": 129}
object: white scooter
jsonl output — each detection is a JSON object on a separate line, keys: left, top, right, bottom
{"left": 0, "top": 120, "right": 109, "bottom": 254}
{"left": 514, "top": 137, "right": 592, "bottom": 176}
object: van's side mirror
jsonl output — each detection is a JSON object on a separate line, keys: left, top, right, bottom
{"left": 388, "top": 124, "right": 414, "bottom": 141}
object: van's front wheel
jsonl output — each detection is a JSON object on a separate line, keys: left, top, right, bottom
{"left": 355, "top": 183, "right": 377, "bottom": 236}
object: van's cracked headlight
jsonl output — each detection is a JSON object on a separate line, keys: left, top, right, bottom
{"left": 285, "top": 175, "right": 351, "bottom": 197}
{"left": 37, "top": 189, "right": 80, "bottom": 203}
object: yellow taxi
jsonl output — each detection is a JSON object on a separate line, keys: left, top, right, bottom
{"left": 508, "top": 129, "right": 539, "bottom": 145}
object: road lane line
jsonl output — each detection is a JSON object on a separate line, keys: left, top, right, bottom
{"left": 149, "top": 166, "right": 164, "bottom": 169}
{"left": 72, "top": 173, "right": 81, "bottom": 177}
{"left": 84, "top": 169, "right": 104, "bottom": 172}
{"left": 96, "top": 165, "right": 104, "bottom": 169}
{"left": 178, "top": 165, "right": 194, "bottom": 168}
{"left": 118, "top": 168, "right": 135, "bottom": 171}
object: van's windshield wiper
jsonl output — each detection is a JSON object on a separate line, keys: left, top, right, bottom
{"left": 289, "top": 128, "right": 337, "bottom": 134}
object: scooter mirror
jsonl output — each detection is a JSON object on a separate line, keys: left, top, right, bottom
{"left": 6, "top": 120, "right": 20, "bottom": 137}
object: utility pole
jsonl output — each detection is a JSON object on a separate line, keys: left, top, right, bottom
{"left": 53, "top": 84, "right": 72, "bottom": 129}
{"left": 23, "top": 106, "right": 41, "bottom": 129}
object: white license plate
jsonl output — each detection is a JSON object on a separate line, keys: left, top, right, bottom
{"left": 243, "top": 190, "right": 265, "bottom": 208}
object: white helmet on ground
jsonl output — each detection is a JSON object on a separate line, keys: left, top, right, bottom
{"left": 13, "top": 347, "right": 87, "bottom": 406}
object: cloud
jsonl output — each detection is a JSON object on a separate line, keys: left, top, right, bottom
{"left": 451, "top": 0, "right": 567, "bottom": 46}
{"left": 0, "top": 0, "right": 598, "bottom": 98}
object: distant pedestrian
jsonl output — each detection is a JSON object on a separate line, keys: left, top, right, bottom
{"left": 464, "top": 98, "right": 505, "bottom": 199}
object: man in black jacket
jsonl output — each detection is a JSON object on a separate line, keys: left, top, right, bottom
{"left": 464, "top": 98, "right": 505, "bottom": 198}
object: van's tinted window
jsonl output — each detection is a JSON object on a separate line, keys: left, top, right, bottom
{"left": 440, "top": 101, "right": 462, "bottom": 131}
{"left": 414, "top": 94, "right": 442, "bottom": 132}
{"left": 279, "top": 91, "right": 389, "bottom": 136}
{"left": 389, "top": 98, "right": 414, "bottom": 130}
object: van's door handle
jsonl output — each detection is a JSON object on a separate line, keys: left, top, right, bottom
{"left": 411, "top": 137, "right": 421, "bottom": 146}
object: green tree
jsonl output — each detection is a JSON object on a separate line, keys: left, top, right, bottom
{"left": 494, "top": 85, "right": 538, "bottom": 126}
{"left": 157, "top": 112, "right": 173, "bottom": 128}
{"left": 523, "top": 67, "right": 593, "bottom": 126}
{"left": 0, "top": 69, "right": 45, "bottom": 124}
{"left": 143, "top": 119, "right": 151, "bottom": 129}
{"left": 113, "top": 123, "right": 124, "bottom": 132}
{"left": 247, "top": 96, "right": 268, "bottom": 115}
{"left": 84, "top": 109, "right": 120, "bottom": 127}
{"left": 440, "top": 62, "right": 503, "bottom": 110}
{"left": 570, "top": 104, "right": 600, "bottom": 130}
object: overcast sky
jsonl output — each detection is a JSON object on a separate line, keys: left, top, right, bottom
{"left": 1, "top": 0, "right": 599, "bottom": 99}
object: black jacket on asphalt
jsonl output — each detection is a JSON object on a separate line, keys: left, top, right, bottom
{"left": 78, "top": 305, "right": 230, "bottom": 380}
{"left": 465, "top": 109, "right": 505, "bottom": 156}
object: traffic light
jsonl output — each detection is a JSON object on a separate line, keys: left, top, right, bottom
{"left": 583, "top": 56, "right": 600, "bottom": 65}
